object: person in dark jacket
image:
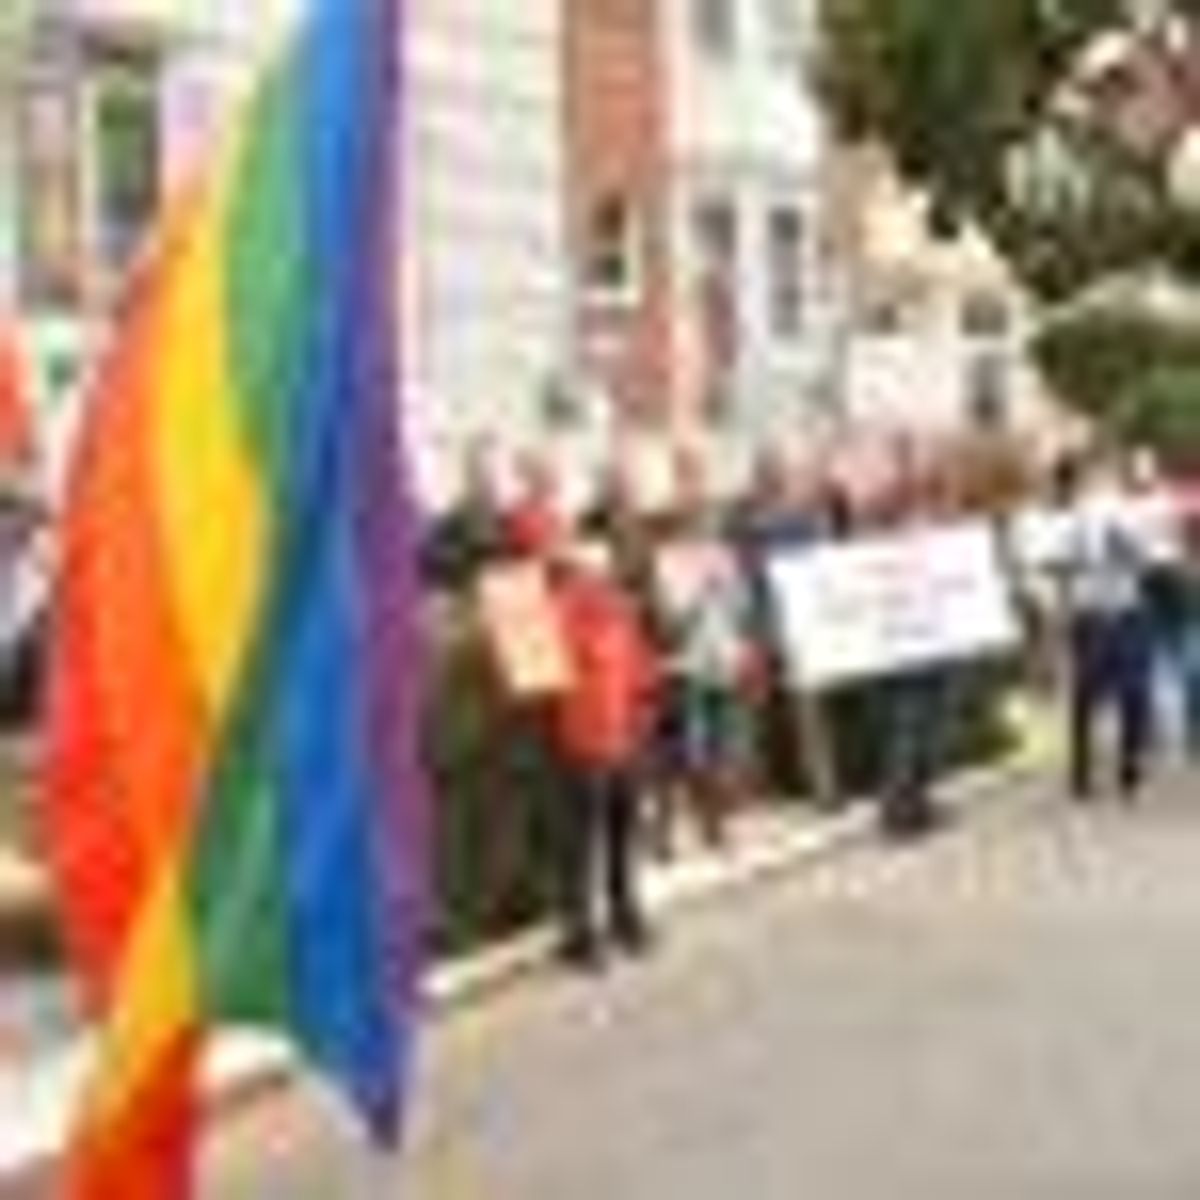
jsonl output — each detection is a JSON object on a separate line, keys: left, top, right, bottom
{"left": 730, "top": 447, "right": 824, "bottom": 800}
{"left": 419, "top": 440, "right": 510, "bottom": 590}
{"left": 873, "top": 442, "right": 950, "bottom": 839}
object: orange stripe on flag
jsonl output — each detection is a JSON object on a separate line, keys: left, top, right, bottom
{"left": 43, "top": 224, "right": 210, "bottom": 1005}
{"left": 64, "top": 1030, "right": 198, "bottom": 1200}
{"left": 64, "top": 869, "right": 201, "bottom": 1199}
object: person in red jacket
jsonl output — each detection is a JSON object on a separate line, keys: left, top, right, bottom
{"left": 548, "top": 536, "right": 658, "bottom": 968}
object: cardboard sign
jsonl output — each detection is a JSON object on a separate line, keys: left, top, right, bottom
{"left": 476, "top": 562, "right": 572, "bottom": 698}
{"left": 767, "top": 522, "right": 1019, "bottom": 690}
{"left": 654, "top": 539, "right": 724, "bottom": 617}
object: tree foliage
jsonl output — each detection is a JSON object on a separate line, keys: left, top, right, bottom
{"left": 819, "top": 0, "right": 1171, "bottom": 293}
{"left": 1034, "top": 307, "right": 1200, "bottom": 462}
{"left": 820, "top": 0, "right": 1200, "bottom": 451}
{"left": 825, "top": 0, "right": 1075, "bottom": 216}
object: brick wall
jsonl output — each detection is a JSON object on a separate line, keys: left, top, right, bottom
{"left": 564, "top": 0, "right": 675, "bottom": 429}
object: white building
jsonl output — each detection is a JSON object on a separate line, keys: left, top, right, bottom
{"left": 832, "top": 148, "right": 1054, "bottom": 441}
{"left": 660, "top": 0, "right": 828, "bottom": 447}
{"left": 404, "top": 0, "right": 570, "bottom": 507}
{"left": 0, "top": 1, "right": 299, "bottom": 492}
{"left": 1, "top": 0, "right": 572, "bottom": 510}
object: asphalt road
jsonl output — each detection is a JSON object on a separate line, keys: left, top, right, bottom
{"left": 209, "top": 762, "right": 1200, "bottom": 1199}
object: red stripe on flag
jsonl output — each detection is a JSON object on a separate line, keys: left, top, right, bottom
{"left": 63, "top": 1030, "right": 200, "bottom": 1200}
{"left": 42, "top": 248, "right": 208, "bottom": 1005}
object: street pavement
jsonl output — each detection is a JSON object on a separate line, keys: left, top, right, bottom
{"left": 205, "top": 759, "right": 1200, "bottom": 1200}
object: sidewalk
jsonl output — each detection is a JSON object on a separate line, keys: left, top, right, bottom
{"left": 0, "top": 797, "right": 887, "bottom": 1184}
{"left": 0, "top": 752, "right": 1033, "bottom": 1187}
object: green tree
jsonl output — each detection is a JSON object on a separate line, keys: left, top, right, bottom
{"left": 823, "top": 0, "right": 1182, "bottom": 284}
{"left": 820, "top": 0, "right": 1200, "bottom": 454}
{"left": 1035, "top": 307, "right": 1200, "bottom": 463}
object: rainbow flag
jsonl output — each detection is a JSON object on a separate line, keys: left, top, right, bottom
{"left": 42, "top": 0, "right": 427, "bottom": 1194}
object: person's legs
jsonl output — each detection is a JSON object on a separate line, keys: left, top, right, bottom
{"left": 643, "top": 682, "right": 685, "bottom": 861}
{"left": 758, "top": 665, "right": 805, "bottom": 797}
{"left": 711, "top": 685, "right": 751, "bottom": 830}
{"left": 1068, "top": 616, "right": 1103, "bottom": 800}
{"left": 601, "top": 765, "right": 652, "bottom": 951}
{"left": 677, "top": 683, "right": 723, "bottom": 848}
{"left": 879, "top": 673, "right": 937, "bottom": 838}
{"left": 898, "top": 670, "right": 945, "bottom": 834}
{"left": 694, "top": 685, "right": 740, "bottom": 848}
{"left": 554, "top": 763, "right": 602, "bottom": 965}
{"left": 1115, "top": 610, "right": 1155, "bottom": 798}
{"left": 1181, "top": 622, "right": 1200, "bottom": 760}
{"left": 911, "top": 670, "right": 946, "bottom": 813}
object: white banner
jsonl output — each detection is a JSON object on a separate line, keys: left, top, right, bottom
{"left": 767, "top": 522, "right": 1020, "bottom": 689}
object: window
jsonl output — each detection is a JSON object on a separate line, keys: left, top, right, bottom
{"left": 767, "top": 206, "right": 804, "bottom": 335}
{"left": 88, "top": 40, "right": 162, "bottom": 281}
{"left": 967, "top": 352, "right": 1008, "bottom": 430}
{"left": 858, "top": 272, "right": 924, "bottom": 335}
{"left": 16, "top": 74, "right": 85, "bottom": 308}
{"left": 961, "top": 291, "right": 1010, "bottom": 338}
{"left": 693, "top": 199, "right": 739, "bottom": 416}
{"left": 582, "top": 193, "right": 639, "bottom": 300}
{"left": 694, "top": 198, "right": 737, "bottom": 278}
{"left": 14, "top": 32, "right": 162, "bottom": 310}
{"left": 694, "top": 0, "right": 737, "bottom": 59}
{"left": 764, "top": 0, "right": 805, "bottom": 66}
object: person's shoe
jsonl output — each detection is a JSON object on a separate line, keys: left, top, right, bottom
{"left": 611, "top": 916, "right": 656, "bottom": 959}
{"left": 1069, "top": 777, "right": 1095, "bottom": 804}
{"left": 1118, "top": 769, "right": 1144, "bottom": 805}
{"left": 921, "top": 803, "right": 952, "bottom": 833}
{"left": 880, "top": 797, "right": 947, "bottom": 843}
{"left": 556, "top": 934, "right": 606, "bottom": 974}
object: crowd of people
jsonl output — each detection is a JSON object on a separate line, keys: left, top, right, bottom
{"left": 421, "top": 431, "right": 1200, "bottom": 972}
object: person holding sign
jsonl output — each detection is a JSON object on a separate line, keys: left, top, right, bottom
{"left": 871, "top": 445, "right": 952, "bottom": 839}
{"left": 731, "top": 446, "right": 827, "bottom": 801}
{"left": 546, "top": 537, "right": 659, "bottom": 969}
{"left": 587, "top": 453, "right": 679, "bottom": 858}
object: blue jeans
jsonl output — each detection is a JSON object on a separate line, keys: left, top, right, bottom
{"left": 1068, "top": 609, "right": 1154, "bottom": 798}
{"left": 1179, "top": 623, "right": 1200, "bottom": 759}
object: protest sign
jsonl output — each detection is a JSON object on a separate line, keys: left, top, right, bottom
{"left": 767, "top": 522, "right": 1019, "bottom": 690}
{"left": 654, "top": 538, "right": 727, "bottom": 617}
{"left": 476, "top": 561, "right": 572, "bottom": 697}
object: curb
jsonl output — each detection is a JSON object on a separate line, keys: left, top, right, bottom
{"left": 422, "top": 743, "right": 1047, "bottom": 1007}
{"left": 427, "top": 801, "right": 877, "bottom": 1012}
{"left": 0, "top": 759, "right": 1022, "bottom": 1190}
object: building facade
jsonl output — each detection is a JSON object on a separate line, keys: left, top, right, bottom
{"left": 0, "top": 0, "right": 285, "bottom": 490}
{"left": 662, "top": 0, "right": 826, "bottom": 445}
{"left": 565, "top": 0, "right": 672, "bottom": 432}
{"left": 1, "top": 0, "right": 572, "bottom": 508}
{"left": 566, "top": 0, "right": 829, "bottom": 452}
{"left": 826, "top": 144, "right": 1052, "bottom": 442}
{"left": 405, "top": 0, "right": 572, "bottom": 505}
